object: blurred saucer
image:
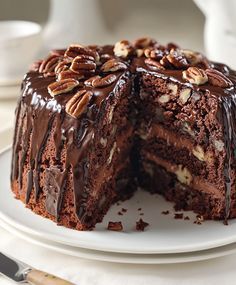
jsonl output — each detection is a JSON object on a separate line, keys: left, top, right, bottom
{"left": 0, "top": 84, "right": 21, "bottom": 99}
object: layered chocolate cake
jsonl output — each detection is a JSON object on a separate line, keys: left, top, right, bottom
{"left": 11, "top": 38, "right": 236, "bottom": 230}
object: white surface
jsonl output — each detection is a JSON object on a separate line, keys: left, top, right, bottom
{"left": 0, "top": 21, "right": 42, "bottom": 82}
{"left": 3, "top": 147, "right": 236, "bottom": 255}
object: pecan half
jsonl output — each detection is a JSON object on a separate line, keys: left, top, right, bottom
{"left": 144, "top": 47, "right": 164, "bottom": 60}
{"left": 58, "top": 70, "right": 84, "bottom": 81}
{"left": 65, "top": 90, "right": 92, "bottom": 118}
{"left": 182, "top": 67, "right": 208, "bottom": 85}
{"left": 205, "top": 68, "right": 233, "bottom": 88}
{"left": 39, "top": 54, "right": 62, "bottom": 76}
{"left": 65, "top": 44, "right": 100, "bottom": 63}
{"left": 91, "top": 74, "right": 117, "bottom": 88}
{"left": 54, "top": 58, "right": 72, "bottom": 74}
{"left": 113, "top": 40, "right": 133, "bottom": 58}
{"left": 50, "top": 49, "right": 66, "bottom": 56}
{"left": 145, "top": 58, "right": 165, "bottom": 71}
{"left": 48, "top": 78, "right": 79, "bottom": 97}
{"left": 70, "top": 55, "right": 96, "bottom": 75}
{"left": 133, "top": 37, "right": 156, "bottom": 48}
{"left": 101, "top": 59, "right": 127, "bottom": 72}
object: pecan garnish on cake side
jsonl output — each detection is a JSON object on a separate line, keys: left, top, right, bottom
{"left": 65, "top": 90, "right": 92, "bottom": 118}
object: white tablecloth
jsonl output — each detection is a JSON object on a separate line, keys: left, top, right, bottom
{"left": 1, "top": 99, "right": 236, "bottom": 285}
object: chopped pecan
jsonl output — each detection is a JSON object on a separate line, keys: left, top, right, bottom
{"left": 145, "top": 58, "right": 165, "bottom": 71}
{"left": 205, "top": 68, "right": 233, "bottom": 88}
{"left": 101, "top": 59, "right": 127, "bottom": 72}
{"left": 113, "top": 40, "right": 133, "bottom": 58}
{"left": 107, "top": 221, "right": 123, "bottom": 231}
{"left": 39, "top": 54, "right": 62, "bottom": 76}
{"left": 85, "top": 74, "right": 117, "bottom": 88}
{"left": 65, "top": 90, "right": 92, "bottom": 118}
{"left": 182, "top": 67, "right": 208, "bottom": 85}
{"left": 65, "top": 44, "right": 100, "bottom": 63}
{"left": 133, "top": 37, "right": 156, "bottom": 48}
{"left": 58, "top": 70, "right": 84, "bottom": 81}
{"left": 48, "top": 78, "right": 79, "bottom": 97}
{"left": 70, "top": 55, "right": 96, "bottom": 75}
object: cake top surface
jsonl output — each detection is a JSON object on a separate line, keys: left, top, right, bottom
{"left": 27, "top": 37, "right": 236, "bottom": 120}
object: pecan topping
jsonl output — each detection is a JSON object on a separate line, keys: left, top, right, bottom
{"left": 133, "top": 37, "right": 156, "bottom": 48}
{"left": 58, "top": 70, "right": 84, "bottom": 81}
{"left": 145, "top": 58, "right": 165, "bottom": 71}
{"left": 160, "top": 49, "right": 189, "bottom": 69}
{"left": 205, "top": 68, "right": 233, "bottom": 88}
{"left": 30, "top": 60, "right": 43, "bottom": 72}
{"left": 54, "top": 58, "right": 72, "bottom": 74}
{"left": 181, "top": 49, "right": 204, "bottom": 65}
{"left": 65, "top": 90, "right": 92, "bottom": 118}
{"left": 39, "top": 54, "right": 62, "bottom": 76}
{"left": 65, "top": 44, "right": 100, "bottom": 63}
{"left": 48, "top": 78, "right": 79, "bottom": 97}
{"left": 113, "top": 40, "right": 133, "bottom": 58}
{"left": 182, "top": 67, "right": 208, "bottom": 85}
{"left": 144, "top": 47, "right": 164, "bottom": 60}
{"left": 84, "top": 74, "right": 117, "bottom": 88}
{"left": 50, "top": 49, "right": 66, "bottom": 56}
{"left": 70, "top": 55, "right": 96, "bottom": 75}
{"left": 101, "top": 59, "right": 127, "bottom": 72}
{"left": 166, "top": 42, "right": 179, "bottom": 51}
{"left": 107, "top": 221, "right": 123, "bottom": 231}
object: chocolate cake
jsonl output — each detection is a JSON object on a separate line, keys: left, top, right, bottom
{"left": 11, "top": 38, "right": 236, "bottom": 230}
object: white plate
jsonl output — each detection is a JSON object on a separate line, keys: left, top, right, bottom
{"left": 2, "top": 147, "right": 236, "bottom": 254}
{"left": 2, "top": 218, "right": 236, "bottom": 264}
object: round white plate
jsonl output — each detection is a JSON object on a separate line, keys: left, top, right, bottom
{"left": 2, "top": 147, "right": 236, "bottom": 254}
{"left": 2, "top": 218, "right": 236, "bottom": 264}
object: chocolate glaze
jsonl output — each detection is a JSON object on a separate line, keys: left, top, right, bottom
{"left": 11, "top": 43, "right": 236, "bottom": 224}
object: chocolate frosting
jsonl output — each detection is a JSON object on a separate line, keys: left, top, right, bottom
{"left": 11, "top": 40, "right": 236, "bottom": 223}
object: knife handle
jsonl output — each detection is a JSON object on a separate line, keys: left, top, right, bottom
{"left": 26, "top": 269, "right": 75, "bottom": 285}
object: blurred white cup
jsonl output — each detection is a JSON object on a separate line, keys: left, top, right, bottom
{"left": 0, "top": 21, "right": 42, "bottom": 85}
{"left": 194, "top": 0, "right": 236, "bottom": 69}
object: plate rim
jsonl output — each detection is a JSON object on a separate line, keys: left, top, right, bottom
{"left": 1, "top": 218, "right": 236, "bottom": 264}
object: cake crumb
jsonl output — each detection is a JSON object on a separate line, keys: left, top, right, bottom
{"left": 174, "top": 213, "right": 183, "bottom": 219}
{"left": 117, "top": 211, "right": 123, "bottom": 216}
{"left": 107, "top": 221, "right": 123, "bottom": 231}
{"left": 194, "top": 214, "right": 204, "bottom": 225}
{"left": 162, "top": 210, "right": 170, "bottom": 215}
{"left": 138, "top": 208, "right": 142, "bottom": 211}
{"left": 140, "top": 213, "right": 144, "bottom": 216}
{"left": 121, "top": 208, "right": 127, "bottom": 213}
{"left": 136, "top": 218, "right": 149, "bottom": 231}
{"left": 184, "top": 216, "right": 190, "bottom": 220}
